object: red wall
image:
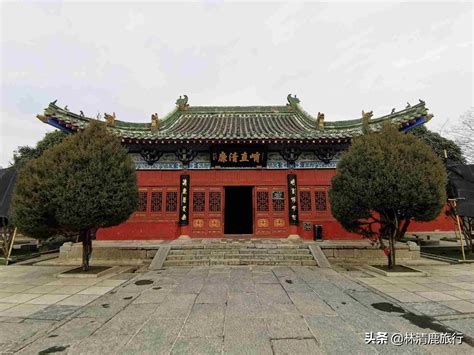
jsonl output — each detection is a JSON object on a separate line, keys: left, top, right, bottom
{"left": 97, "top": 168, "right": 454, "bottom": 240}
{"left": 409, "top": 206, "right": 454, "bottom": 232}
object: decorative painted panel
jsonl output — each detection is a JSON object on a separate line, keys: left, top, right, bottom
{"left": 209, "top": 219, "right": 221, "bottom": 228}
{"left": 132, "top": 152, "right": 338, "bottom": 170}
{"left": 193, "top": 219, "right": 204, "bottom": 228}
{"left": 274, "top": 218, "right": 285, "bottom": 227}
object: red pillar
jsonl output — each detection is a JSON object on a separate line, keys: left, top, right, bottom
{"left": 288, "top": 224, "right": 299, "bottom": 239}
{"left": 179, "top": 224, "right": 191, "bottom": 239}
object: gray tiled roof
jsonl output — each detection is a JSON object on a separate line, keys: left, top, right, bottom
{"left": 38, "top": 96, "right": 430, "bottom": 143}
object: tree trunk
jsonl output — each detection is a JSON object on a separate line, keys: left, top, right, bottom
{"left": 1, "top": 221, "right": 13, "bottom": 261}
{"left": 462, "top": 217, "right": 473, "bottom": 255}
{"left": 388, "top": 234, "right": 395, "bottom": 269}
{"left": 81, "top": 229, "right": 92, "bottom": 271}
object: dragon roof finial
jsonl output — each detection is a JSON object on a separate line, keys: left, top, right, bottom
{"left": 287, "top": 94, "right": 300, "bottom": 107}
{"left": 362, "top": 110, "right": 373, "bottom": 134}
{"left": 176, "top": 94, "right": 189, "bottom": 110}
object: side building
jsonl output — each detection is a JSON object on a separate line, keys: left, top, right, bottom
{"left": 37, "top": 95, "right": 453, "bottom": 240}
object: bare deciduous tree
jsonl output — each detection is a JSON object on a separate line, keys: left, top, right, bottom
{"left": 446, "top": 108, "right": 474, "bottom": 164}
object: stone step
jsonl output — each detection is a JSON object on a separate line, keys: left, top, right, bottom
{"left": 163, "top": 259, "right": 210, "bottom": 267}
{"left": 166, "top": 253, "right": 315, "bottom": 261}
{"left": 169, "top": 244, "right": 308, "bottom": 250}
{"left": 238, "top": 259, "right": 317, "bottom": 266}
{"left": 168, "top": 248, "right": 311, "bottom": 255}
{"left": 163, "top": 244, "right": 317, "bottom": 267}
{"left": 162, "top": 259, "right": 318, "bottom": 267}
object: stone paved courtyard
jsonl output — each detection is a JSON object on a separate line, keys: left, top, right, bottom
{"left": 0, "top": 263, "right": 473, "bottom": 354}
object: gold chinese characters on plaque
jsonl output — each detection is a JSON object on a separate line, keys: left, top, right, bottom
{"left": 211, "top": 145, "right": 267, "bottom": 167}
{"left": 179, "top": 175, "right": 190, "bottom": 226}
{"left": 287, "top": 174, "right": 299, "bottom": 225}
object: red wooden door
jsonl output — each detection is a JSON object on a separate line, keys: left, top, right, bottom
{"left": 190, "top": 187, "right": 223, "bottom": 237}
{"left": 207, "top": 187, "right": 224, "bottom": 236}
{"left": 254, "top": 186, "right": 288, "bottom": 236}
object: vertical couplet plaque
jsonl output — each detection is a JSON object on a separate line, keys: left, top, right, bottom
{"left": 287, "top": 174, "right": 299, "bottom": 225}
{"left": 179, "top": 175, "right": 190, "bottom": 226}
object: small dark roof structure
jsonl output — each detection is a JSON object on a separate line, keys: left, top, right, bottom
{"left": 37, "top": 95, "right": 432, "bottom": 145}
{"left": 447, "top": 164, "right": 474, "bottom": 218}
{"left": 0, "top": 168, "right": 17, "bottom": 225}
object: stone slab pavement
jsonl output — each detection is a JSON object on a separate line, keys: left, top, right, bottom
{"left": 0, "top": 263, "right": 473, "bottom": 354}
{"left": 348, "top": 263, "right": 474, "bottom": 316}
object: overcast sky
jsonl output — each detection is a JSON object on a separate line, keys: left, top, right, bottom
{"left": 1, "top": 1, "right": 473, "bottom": 167}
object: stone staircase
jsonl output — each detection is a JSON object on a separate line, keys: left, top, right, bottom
{"left": 162, "top": 242, "right": 317, "bottom": 267}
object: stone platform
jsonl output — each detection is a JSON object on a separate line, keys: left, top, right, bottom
{"left": 42, "top": 238, "right": 420, "bottom": 267}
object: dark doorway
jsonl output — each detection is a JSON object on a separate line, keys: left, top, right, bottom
{"left": 224, "top": 186, "right": 253, "bottom": 234}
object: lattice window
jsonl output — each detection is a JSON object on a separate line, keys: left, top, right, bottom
{"left": 165, "top": 191, "right": 178, "bottom": 212}
{"left": 137, "top": 191, "right": 147, "bottom": 212}
{"left": 257, "top": 191, "right": 269, "bottom": 211}
{"left": 151, "top": 191, "right": 162, "bottom": 213}
{"left": 209, "top": 192, "right": 221, "bottom": 212}
{"left": 272, "top": 191, "right": 285, "bottom": 212}
{"left": 299, "top": 191, "right": 312, "bottom": 212}
{"left": 315, "top": 191, "right": 327, "bottom": 211}
{"left": 193, "top": 192, "right": 205, "bottom": 212}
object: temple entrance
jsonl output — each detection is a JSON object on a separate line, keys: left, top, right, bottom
{"left": 224, "top": 186, "right": 253, "bottom": 235}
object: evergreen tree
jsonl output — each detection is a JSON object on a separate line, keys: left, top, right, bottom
{"left": 411, "top": 125, "right": 465, "bottom": 165}
{"left": 11, "top": 122, "right": 138, "bottom": 270}
{"left": 12, "top": 130, "right": 67, "bottom": 170}
{"left": 329, "top": 124, "right": 447, "bottom": 268}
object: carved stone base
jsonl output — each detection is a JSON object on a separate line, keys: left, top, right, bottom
{"left": 287, "top": 234, "right": 301, "bottom": 240}
{"left": 177, "top": 235, "right": 191, "bottom": 240}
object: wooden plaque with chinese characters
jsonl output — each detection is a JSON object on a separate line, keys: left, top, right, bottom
{"left": 210, "top": 145, "right": 267, "bottom": 167}
{"left": 179, "top": 175, "right": 190, "bottom": 226}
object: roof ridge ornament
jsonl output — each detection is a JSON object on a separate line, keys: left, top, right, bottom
{"left": 104, "top": 112, "right": 116, "bottom": 126}
{"left": 151, "top": 113, "right": 159, "bottom": 131}
{"left": 176, "top": 95, "right": 189, "bottom": 110}
{"left": 317, "top": 112, "right": 325, "bottom": 129}
{"left": 287, "top": 94, "right": 300, "bottom": 108}
{"left": 362, "top": 110, "right": 373, "bottom": 134}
